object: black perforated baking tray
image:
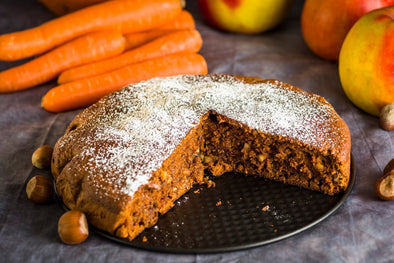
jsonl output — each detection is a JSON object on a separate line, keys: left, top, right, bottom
{"left": 57, "top": 157, "right": 355, "bottom": 253}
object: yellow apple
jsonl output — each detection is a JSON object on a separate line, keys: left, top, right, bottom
{"left": 339, "top": 6, "right": 394, "bottom": 116}
{"left": 197, "top": 0, "right": 294, "bottom": 34}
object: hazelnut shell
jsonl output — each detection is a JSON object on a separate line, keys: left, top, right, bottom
{"left": 58, "top": 210, "right": 89, "bottom": 245}
{"left": 26, "top": 175, "right": 54, "bottom": 204}
{"left": 380, "top": 103, "right": 394, "bottom": 131}
{"left": 32, "top": 145, "right": 53, "bottom": 169}
{"left": 374, "top": 171, "right": 394, "bottom": 201}
{"left": 383, "top": 158, "right": 394, "bottom": 175}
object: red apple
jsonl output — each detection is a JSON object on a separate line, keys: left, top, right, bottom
{"left": 301, "top": 0, "right": 394, "bottom": 61}
{"left": 198, "top": 0, "right": 294, "bottom": 34}
{"left": 339, "top": 6, "right": 394, "bottom": 116}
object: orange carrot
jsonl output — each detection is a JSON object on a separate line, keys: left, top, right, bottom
{"left": 0, "top": 30, "right": 125, "bottom": 93}
{"left": 58, "top": 29, "right": 203, "bottom": 84}
{"left": 124, "top": 30, "right": 182, "bottom": 51}
{"left": 124, "top": 10, "right": 195, "bottom": 50}
{"left": 125, "top": 10, "right": 196, "bottom": 50}
{"left": 153, "top": 10, "right": 194, "bottom": 31}
{"left": 38, "top": 0, "right": 107, "bottom": 16}
{"left": 0, "top": 0, "right": 181, "bottom": 61}
{"left": 42, "top": 52, "right": 208, "bottom": 112}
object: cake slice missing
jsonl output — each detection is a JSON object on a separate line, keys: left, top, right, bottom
{"left": 51, "top": 74, "right": 351, "bottom": 241}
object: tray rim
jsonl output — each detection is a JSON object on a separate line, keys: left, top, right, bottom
{"left": 55, "top": 155, "right": 356, "bottom": 254}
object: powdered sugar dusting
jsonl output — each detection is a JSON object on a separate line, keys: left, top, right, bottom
{"left": 61, "top": 75, "right": 344, "bottom": 198}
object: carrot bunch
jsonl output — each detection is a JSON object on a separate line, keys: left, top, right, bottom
{"left": 0, "top": 0, "right": 208, "bottom": 112}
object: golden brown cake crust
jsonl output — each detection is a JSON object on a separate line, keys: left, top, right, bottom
{"left": 52, "top": 74, "right": 351, "bottom": 241}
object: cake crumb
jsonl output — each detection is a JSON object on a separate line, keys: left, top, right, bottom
{"left": 216, "top": 200, "right": 222, "bottom": 206}
{"left": 206, "top": 180, "right": 215, "bottom": 188}
{"left": 142, "top": 236, "right": 148, "bottom": 242}
{"left": 262, "top": 205, "right": 270, "bottom": 212}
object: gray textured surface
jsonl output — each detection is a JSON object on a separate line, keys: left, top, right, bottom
{"left": 1, "top": 1, "right": 393, "bottom": 262}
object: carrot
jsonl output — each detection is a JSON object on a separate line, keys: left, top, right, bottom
{"left": 153, "top": 10, "right": 194, "bottom": 31}
{"left": 0, "top": 0, "right": 181, "bottom": 61}
{"left": 58, "top": 29, "right": 203, "bottom": 84}
{"left": 42, "top": 52, "right": 208, "bottom": 112}
{"left": 124, "top": 30, "right": 178, "bottom": 51}
{"left": 0, "top": 30, "right": 125, "bottom": 93}
{"left": 38, "top": 0, "right": 107, "bottom": 16}
{"left": 124, "top": 10, "right": 195, "bottom": 50}
{"left": 39, "top": 0, "right": 187, "bottom": 16}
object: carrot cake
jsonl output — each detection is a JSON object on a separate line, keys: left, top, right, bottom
{"left": 51, "top": 74, "right": 351, "bottom": 241}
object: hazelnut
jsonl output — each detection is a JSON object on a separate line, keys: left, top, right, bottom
{"left": 243, "top": 143, "right": 250, "bottom": 150}
{"left": 32, "top": 145, "right": 53, "bottom": 169}
{"left": 203, "top": 155, "right": 212, "bottom": 163}
{"left": 380, "top": 103, "right": 394, "bottom": 131}
{"left": 374, "top": 171, "right": 394, "bottom": 201}
{"left": 383, "top": 158, "right": 394, "bottom": 175}
{"left": 26, "top": 175, "right": 54, "bottom": 204}
{"left": 314, "top": 156, "right": 325, "bottom": 172}
{"left": 258, "top": 154, "right": 266, "bottom": 162}
{"left": 58, "top": 211, "right": 89, "bottom": 245}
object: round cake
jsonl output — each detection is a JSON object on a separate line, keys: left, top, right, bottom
{"left": 52, "top": 74, "right": 351, "bottom": 241}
